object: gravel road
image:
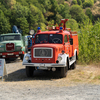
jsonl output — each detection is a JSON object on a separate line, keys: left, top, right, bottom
{"left": 0, "top": 58, "right": 100, "bottom": 100}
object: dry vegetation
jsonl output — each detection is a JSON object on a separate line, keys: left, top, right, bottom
{"left": 0, "top": 60, "right": 100, "bottom": 87}
{"left": 67, "top": 64, "right": 100, "bottom": 85}
{"left": 92, "top": 1, "right": 100, "bottom": 15}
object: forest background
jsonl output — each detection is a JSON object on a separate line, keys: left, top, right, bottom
{"left": 0, "top": 0, "right": 100, "bottom": 64}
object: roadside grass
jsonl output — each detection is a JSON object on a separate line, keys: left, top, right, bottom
{"left": 66, "top": 64, "right": 100, "bottom": 85}
{"left": 94, "top": 75, "right": 100, "bottom": 80}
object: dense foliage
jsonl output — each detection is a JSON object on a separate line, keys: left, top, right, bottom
{"left": 0, "top": 0, "right": 100, "bottom": 64}
{"left": 78, "top": 19, "right": 100, "bottom": 64}
{"left": 0, "top": 0, "right": 96, "bottom": 34}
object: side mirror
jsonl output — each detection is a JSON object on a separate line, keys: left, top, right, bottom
{"left": 70, "top": 38, "right": 73, "bottom": 45}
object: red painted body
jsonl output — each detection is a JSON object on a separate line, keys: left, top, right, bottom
{"left": 6, "top": 43, "right": 15, "bottom": 51}
{"left": 0, "top": 51, "right": 24, "bottom": 58}
{"left": 31, "top": 19, "right": 79, "bottom": 64}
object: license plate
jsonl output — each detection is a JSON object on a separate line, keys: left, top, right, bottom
{"left": 7, "top": 53, "right": 14, "bottom": 55}
{"left": 37, "top": 66, "right": 47, "bottom": 70}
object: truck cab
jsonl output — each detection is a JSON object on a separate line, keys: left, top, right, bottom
{"left": 0, "top": 33, "right": 27, "bottom": 60}
{"left": 23, "top": 19, "right": 79, "bottom": 77}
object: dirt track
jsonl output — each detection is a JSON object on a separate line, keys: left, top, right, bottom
{"left": 0, "top": 59, "right": 100, "bottom": 100}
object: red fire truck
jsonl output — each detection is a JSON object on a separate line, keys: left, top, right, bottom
{"left": 23, "top": 19, "right": 79, "bottom": 77}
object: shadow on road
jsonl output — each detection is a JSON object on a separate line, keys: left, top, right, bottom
{"left": 4, "top": 69, "right": 61, "bottom": 82}
{"left": 5, "top": 58, "right": 22, "bottom": 64}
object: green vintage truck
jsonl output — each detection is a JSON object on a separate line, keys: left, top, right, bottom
{"left": 0, "top": 33, "right": 27, "bottom": 60}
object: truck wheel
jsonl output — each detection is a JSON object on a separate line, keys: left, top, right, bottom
{"left": 20, "top": 54, "right": 24, "bottom": 60}
{"left": 60, "top": 67, "right": 68, "bottom": 78}
{"left": 76, "top": 53, "right": 78, "bottom": 64}
{"left": 26, "top": 66, "right": 34, "bottom": 77}
{"left": 71, "top": 62, "right": 76, "bottom": 69}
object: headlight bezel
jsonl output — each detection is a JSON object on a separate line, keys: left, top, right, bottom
{"left": 25, "top": 56, "right": 29, "bottom": 61}
{"left": 57, "top": 56, "right": 62, "bottom": 61}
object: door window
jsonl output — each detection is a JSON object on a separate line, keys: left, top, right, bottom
{"left": 64, "top": 35, "right": 68, "bottom": 43}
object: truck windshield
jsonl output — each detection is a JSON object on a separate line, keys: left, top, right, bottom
{"left": 0, "top": 35, "right": 21, "bottom": 41}
{"left": 35, "top": 34, "right": 62, "bottom": 44}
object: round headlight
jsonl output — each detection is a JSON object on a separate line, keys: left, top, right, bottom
{"left": 25, "top": 56, "right": 29, "bottom": 60}
{"left": 57, "top": 56, "right": 62, "bottom": 61}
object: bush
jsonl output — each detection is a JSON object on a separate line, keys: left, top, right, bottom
{"left": 71, "top": 0, "right": 77, "bottom": 5}
{"left": 85, "top": 8, "right": 93, "bottom": 21}
{"left": 81, "top": 0, "right": 85, "bottom": 3}
{"left": 78, "top": 19, "right": 100, "bottom": 64}
{"left": 94, "top": 0, "right": 97, "bottom": 3}
{"left": 70, "top": 5, "right": 87, "bottom": 23}
{"left": 77, "top": 0, "right": 82, "bottom": 5}
{"left": 66, "top": 19, "right": 78, "bottom": 31}
{"left": 0, "top": 10, "right": 11, "bottom": 34}
{"left": 83, "top": 0, "right": 94, "bottom": 9}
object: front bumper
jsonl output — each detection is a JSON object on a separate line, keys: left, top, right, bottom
{"left": 0, "top": 51, "right": 24, "bottom": 58}
{"left": 22, "top": 62, "right": 65, "bottom": 68}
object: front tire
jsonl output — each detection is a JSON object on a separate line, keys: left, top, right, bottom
{"left": 70, "top": 62, "right": 76, "bottom": 69}
{"left": 20, "top": 54, "right": 24, "bottom": 60}
{"left": 60, "top": 58, "right": 69, "bottom": 78}
{"left": 60, "top": 66, "right": 68, "bottom": 78}
{"left": 26, "top": 66, "right": 34, "bottom": 77}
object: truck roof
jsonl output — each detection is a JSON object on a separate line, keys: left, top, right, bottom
{"left": 0, "top": 33, "right": 21, "bottom": 36}
{"left": 37, "top": 30, "right": 70, "bottom": 35}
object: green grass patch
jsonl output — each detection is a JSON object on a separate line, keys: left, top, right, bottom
{"left": 94, "top": 75, "right": 100, "bottom": 80}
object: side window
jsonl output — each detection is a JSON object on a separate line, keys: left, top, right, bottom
{"left": 64, "top": 35, "right": 68, "bottom": 42}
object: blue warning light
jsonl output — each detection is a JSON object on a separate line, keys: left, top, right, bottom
{"left": 60, "top": 27, "right": 63, "bottom": 30}
{"left": 37, "top": 27, "right": 40, "bottom": 30}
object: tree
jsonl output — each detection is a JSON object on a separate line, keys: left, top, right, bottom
{"left": 7, "top": 0, "right": 16, "bottom": 9}
{"left": 28, "top": 4, "right": 45, "bottom": 31}
{"left": 58, "top": 3, "right": 71, "bottom": 19}
{"left": 11, "top": 3, "right": 29, "bottom": 25}
{"left": 85, "top": 8, "right": 93, "bottom": 21}
{"left": 94, "top": 0, "right": 97, "bottom": 3}
{"left": 15, "top": 17, "right": 29, "bottom": 35}
{"left": 83, "top": 0, "right": 94, "bottom": 8}
{"left": 81, "top": 0, "right": 85, "bottom": 3}
{"left": 0, "top": 2, "right": 11, "bottom": 19}
{"left": 48, "top": 0, "right": 58, "bottom": 23}
{"left": 55, "top": 12, "right": 63, "bottom": 24}
{"left": 16, "top": 0, "right": 28, "bottom": 6}
{"left": 57, "top": 0, "right": 64, "bottom": 4}
{"left": 12, "top": 3, "right": 29, "bottom": 18}
{"left": 26, "top": 0, "right": 41, "bottom": 9}
{"left": 77, "top": 0, "right": 82, "bottom": 5}
{"left": 38, "top": 0, "right": 52, "bottom": 18}
{"left": 66, "top": 19, "right": 78, "bottom": 31}
{"left": 0, "top": 10, "right": 11, "bottom": 34}
{"left": 70, "top": 5, "right": 87, "bottom": 23}
{"left": 71, "top": 0, "right": 77, "bottom": 5}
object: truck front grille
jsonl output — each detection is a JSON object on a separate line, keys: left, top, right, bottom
{"left": 34, "top": 48, "right": 53, "bottom": 58}
{"left": 6, "top": 43, "right": 15, "bottom": 51}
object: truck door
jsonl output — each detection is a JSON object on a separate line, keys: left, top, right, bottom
{"left": 64, "top": 35, "right": 70, "bottom": 55}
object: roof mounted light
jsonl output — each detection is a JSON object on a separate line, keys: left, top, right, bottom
{"left": 59, "top": 27, "right": 63, "bottom": 32}
{"left": 37, "top": 27, "right": 40, "bottom": 30}
{"left": 60, "top": 27, "right": 63, "bottom": 30}
{"left": 37, "top": 27, "right": 41, "bottom": 32}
